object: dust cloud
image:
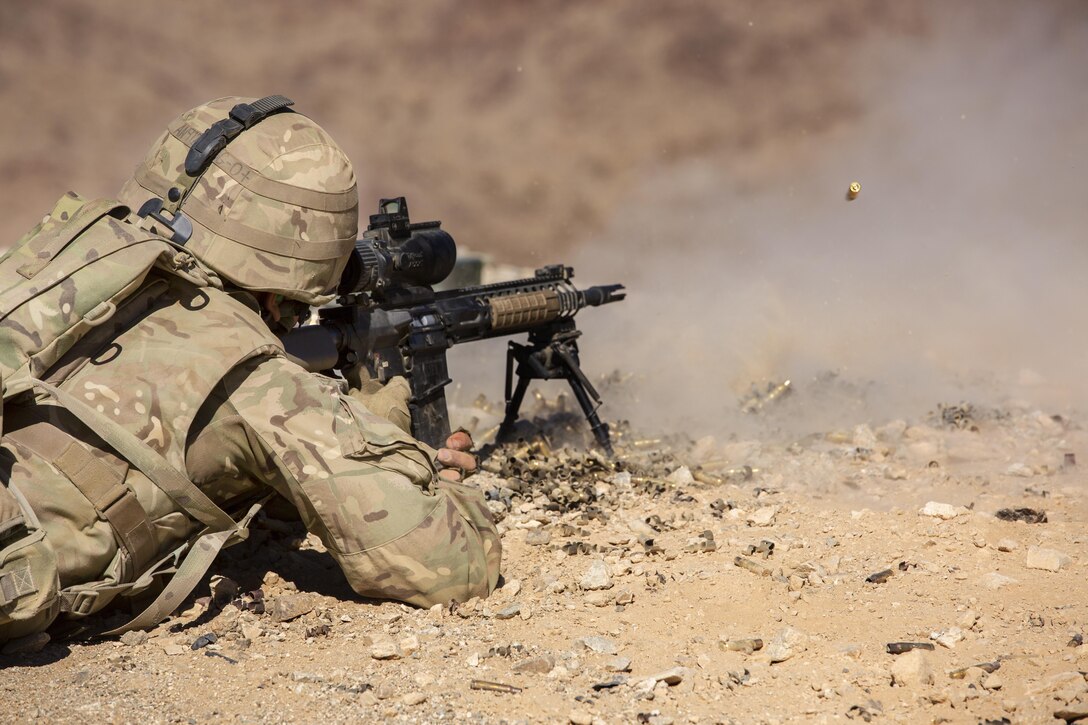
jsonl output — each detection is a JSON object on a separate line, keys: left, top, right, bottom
{"left": 554, "top": 4, "right": 1088, "bottom": 441}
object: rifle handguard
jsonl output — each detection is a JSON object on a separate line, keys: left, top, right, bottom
{"left": 489, "top": 291, "right": 561, "bottom": 331}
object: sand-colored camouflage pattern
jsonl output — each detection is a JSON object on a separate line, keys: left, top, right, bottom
{"left": 117, "top": 97, "right": 358, "bottom": 306}
{"left": 3, "top": 275, "right": 499, "bottom": 639}
{"left": 0, "top": 193, "right": 219, "bottom": 399}
{"left": 0, "top": 474, "right": 60, "bottom": 640}
{"left": 188, "top": 355, "right": 502, "bottom": 607}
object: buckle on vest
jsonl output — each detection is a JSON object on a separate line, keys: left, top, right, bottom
{"left": 136, "top": 198, "right": 193, "bottom": 245}
{"left": 60, "top": 589, "right": 99, "bottom": 615}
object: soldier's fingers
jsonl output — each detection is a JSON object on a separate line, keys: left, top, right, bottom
{"left": 438, "top": 468, "right": 463, "bottom": 483}
{"left": 437, "top": 448, "right": 477, "bottom": 473}
{"left": 445, "top": 430, "right": 474, "bottom": 452}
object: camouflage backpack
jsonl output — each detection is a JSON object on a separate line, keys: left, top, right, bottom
{"left": 0, "top": 193, "right": 262, "bottom": 638}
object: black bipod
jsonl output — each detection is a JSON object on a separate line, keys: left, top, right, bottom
{"left": 496, "top": 321, "right": 614, "bottom": 456}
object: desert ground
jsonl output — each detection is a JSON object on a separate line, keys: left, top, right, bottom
{"left": 2, "top": 389, "right": 1086, "bottom": 724}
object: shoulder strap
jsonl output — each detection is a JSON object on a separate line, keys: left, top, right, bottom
{"left": 30, "top": 377, "right": 259, "bottom": 634}
{"left": 32, "top": 379, "right": 235, "bottom": 532}
{"left": 100, "top": 500, "right": 264, "bottom": 636}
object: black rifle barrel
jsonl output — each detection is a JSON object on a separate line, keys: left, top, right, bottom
{"left": 281, "top": 279, "right": 624, "bottom": 374}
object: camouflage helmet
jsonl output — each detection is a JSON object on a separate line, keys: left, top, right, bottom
{"left": 118, "top": 96, "right": 358, "bottom": 306}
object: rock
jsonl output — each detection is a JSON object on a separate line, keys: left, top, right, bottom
{"left": 766, "top": 626, "right": 806, "bottom": 663}
{"left": 241, "top": 624, "right": 263, "bottom": 642}
{"left": 502, "top": 578, "right": 522, "bottom": 597}
{"left": 666, "top": 466, "right": 695, "bottom": 485}
{"left": 402, "top": 692, "right": 427, "bottom": 706}
{"left": 579, "top": 636, "right": 619, "bottom": 655}
{"left": 584, "top": 591, "right": 614, "bottom": 607}
{"left": 1005, "top": 462, "right": 1034, "bottom": 477}
{"left": 375, "top": 680, "right": 397, "bottom": 699}
{"left": 957, "top": 610, "right": 980, "bottom": 630}
{"left": 982, "top": 673, "right": 1003, "bottom": 691}
{"left": 1, "top": 632, "right": 50, "bottom": 656}
{"left": 496, "top": 604, "right": 522, "bottom": 620}
{"left": 606, "top": 655, "right": 632, "bottom": 672}
{"left": 513, "top": 654, "right": 556, "bottom": 674}
{"left": 747, "top": 506, "right": 778, "bottom": 527}
{"left": 920, "top": 501, "right": 967, "bottom": 520}
{"left": 996, "top": 538, "right": 1019, "bottom": 552}
{"left": 643, "top": 666, "right": 688, "bottom": 686}
{"left": 371, "top": 641, "right": 401, "bottom": 660}
{"left": 1028, "top": 671, "right": 1087, "bottom": 698}
{"left": 930, "top": 626, "right": 964, "bottom": 649}
{"left": 270, "top": 593, "right": 316, "bottom": 623}
{"left": 627, "top": 517, "right": 657, "bottom": 538}
{"left": 615, "top": 590, "right": 635, "bottom": 605}
{"left": 569, "top": 709, "right": 594, "bottom": 725}
{"left": 1056, "top": 705, "right": 1088, "bottom": 723}
{"left": 579, "top": 560, "right": 613, "bottom": 591}
{"left": 877, "top": 419, "right": 908, "bottom": 441}
{"left": 1026, "top": 546, "right": 1072, "bottom": 572}
{"left": 890, "top": 649, "right": 934, "bottom": 688}
{"left": 884, "top": 466, "right": 908, "bottom": 481}
{"left": 399, "top": 634, "right": 420, "bottom": 656}
{"left": 853, "top": 424, "right": 878, "bottom": 450}
{"left": 162, "top": 643, "right": 186, "bottom": 656}
{"left": 980, "top": 572, "right": 1018, "bottom": 590}
{"left": 525, "top": 529, "right": 552, "bottom": 546}
{"left": 120, "top": 630, "right": 148, "bottom": 647}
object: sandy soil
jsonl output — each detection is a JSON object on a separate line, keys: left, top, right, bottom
{"left": 2, "top": 393, "right": 1085, "bottom": 724}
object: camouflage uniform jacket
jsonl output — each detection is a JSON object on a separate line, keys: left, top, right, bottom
{"left": 4, "top": 271, "right": 501, "bottom": 627}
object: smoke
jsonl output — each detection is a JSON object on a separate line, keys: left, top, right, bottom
{"left": 564, "top": 3, "right": 1088, "bottom": 440}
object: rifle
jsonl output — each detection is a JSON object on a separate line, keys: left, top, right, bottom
{"left": 281, "top": 197, "right": 626, "bottom": 454}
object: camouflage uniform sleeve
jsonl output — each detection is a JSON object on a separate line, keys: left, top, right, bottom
{"left": 201, "top": 355, "right": 501, "bottom": 607}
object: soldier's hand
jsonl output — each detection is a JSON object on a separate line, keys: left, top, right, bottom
{"left": 437, "top": 430, "right": 477, "bottom": 482}
{"left": 347, "top": 374, "right": 412, "bottom": 435}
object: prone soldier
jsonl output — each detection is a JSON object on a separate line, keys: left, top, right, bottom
{"left": 0, "top": 96, "right": 501, "bottom": 642}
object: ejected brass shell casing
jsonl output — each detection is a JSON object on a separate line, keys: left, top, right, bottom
{"left": 720, "top": 638, "right": 764, "bottom": 654}
{"left": 846, "top": 181, "right": 861, "bottom": 200}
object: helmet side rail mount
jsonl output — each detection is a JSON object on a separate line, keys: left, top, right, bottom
{"left": 136, "top": 94, "right": 297, "bottom": 245}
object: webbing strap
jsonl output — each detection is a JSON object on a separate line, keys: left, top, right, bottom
{"left": 214, "top": 148, "right": 358, "bottom": 212}
{"left": 29, "top": 378, "right": 268, "bottom": 633}
{"left": 32, "top": 380, "right": 235, "bottom": 532}
{"left": 5, "top": 421, "right": 158, "bottom": 577}
{"left": 0, "top": 563, "right": 36, "bottom": 605}
{"left": 183, "top": 196, "right": 357, "bottom": 260}
{"left": 101, "top": 501, "right": 263, "bottom": 636}
{"left": 55, "top": 441, "right": 158, "bottom": 575}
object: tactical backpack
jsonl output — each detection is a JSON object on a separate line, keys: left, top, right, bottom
{"left": 0, "top": 193, "right": 263, "bottom": 639}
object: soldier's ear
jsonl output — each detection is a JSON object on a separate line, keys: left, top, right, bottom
{"left": 259, "top": 292, "right": 281, "bottom": 322}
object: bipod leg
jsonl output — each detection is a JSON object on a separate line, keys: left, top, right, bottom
{"left": 496, "top": 343, "right": 532, "bottom": 444}
{"left": 564, "top": 374, "right": 614, "bottom": 457}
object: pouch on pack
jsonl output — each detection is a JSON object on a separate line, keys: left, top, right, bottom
{"left": 0, "top": 193, "right": 258, "bottom": 638}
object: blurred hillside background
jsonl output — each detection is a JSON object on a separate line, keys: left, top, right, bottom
{"left": 1, "top": 1, "right": 1085, "bottom": 434}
